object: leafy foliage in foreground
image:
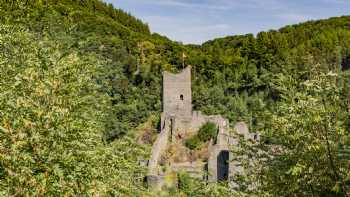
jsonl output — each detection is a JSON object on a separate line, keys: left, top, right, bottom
{"left": 0, "top": 25, "right": 148, "bottom": 196}
{"left": 231, "top": 65, "right": 350, "bottom": 196}
{"left": 262, "top": 65, "right": 350, "bottom": 196}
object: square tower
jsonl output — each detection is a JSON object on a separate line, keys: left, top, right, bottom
{"left": 163, "top": 66, "right": 192, "bottom": 118}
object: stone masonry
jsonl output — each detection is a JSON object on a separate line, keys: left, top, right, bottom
{"left": 147, "top": 66, "right": 258, "bottom": 190}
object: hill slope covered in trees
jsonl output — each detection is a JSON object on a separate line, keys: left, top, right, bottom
{"left": 0, "top": 0, "right": 349, "bottom": 196}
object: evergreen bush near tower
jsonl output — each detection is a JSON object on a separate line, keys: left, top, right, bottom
{"left": 198, "top": 122, "right": 218, "bottom": 142}
{"left": 185, "top": 122, "right": 218, "bottom": 150}
{"left": 185, "top": 136, "right": 201, "bottom": 150}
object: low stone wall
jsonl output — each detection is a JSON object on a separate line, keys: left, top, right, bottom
{"left": 207, "top": 115, "right": 233, "bottom": 183}
{"left": 147, "top": 114, "right": 171, "bottom": 188}
{"left": 170, "top": 161, "right": 206, "bottom": 179}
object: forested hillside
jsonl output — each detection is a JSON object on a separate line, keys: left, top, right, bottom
{"left": 0, "top": 0, "right": 349, "bottom": 196}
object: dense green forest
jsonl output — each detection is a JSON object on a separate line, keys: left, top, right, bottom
{"left": 0, "top": 0, "right": 349, "bottom": 196}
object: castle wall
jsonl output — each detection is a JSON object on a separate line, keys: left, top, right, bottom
{"left": 147, "top": 113, "right": 171, "bottom": 189}
{"left": 170, "top": 161, "right": 206, "bottom": 179}
{"left": 207, "top": 116, "right": 231, "bottom": 183}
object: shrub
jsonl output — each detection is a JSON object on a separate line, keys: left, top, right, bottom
{"left": 198, "top": 122, "right": 218, "bottom": 142}
{"left": 185, "top": 136, "right": 201, "bottom": 150}
{"left": 0, "top": 25, "right": 148, "bottom": 196}
{"left": 185, "top": 122, "right": 218, "bottom": 150}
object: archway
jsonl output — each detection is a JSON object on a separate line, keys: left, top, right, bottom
{"left": 217, "top": 150, "right": 229, "bottom": 181}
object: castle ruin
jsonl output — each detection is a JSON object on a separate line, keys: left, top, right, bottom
{"left": 147, "top": 66, "right": 257, "bottom": 189}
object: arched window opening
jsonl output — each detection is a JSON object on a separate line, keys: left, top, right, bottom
{"left": 180, "top": 94, "right": 184, "bottom": 101}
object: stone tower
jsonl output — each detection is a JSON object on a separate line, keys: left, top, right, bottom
{"left": 162, "top": 66, "right": 192, "bottom": 119}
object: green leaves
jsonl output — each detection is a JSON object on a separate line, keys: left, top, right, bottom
{"left": 0, "top": 24, "right": 149, "bottom": 196}
{"left": 261, "top": 64, "right": 350, "bottom": 196}
{"left": 185, "top": 122, "right": 217, "bottom": 150}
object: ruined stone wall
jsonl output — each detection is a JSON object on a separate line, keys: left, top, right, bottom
{"left": 207, "top": 116, "right": 232, "bottom": 183}
{"left": 148, "top": 113, "right": 171, "bottom": 189}
{"left": 170, "top": 111, "right": 231, "bottom": 142}
{"left": 170, "top": 111, "right": 206, "bottom": 139}
{"left": 190, "top": 111, "right": 207, "bottom": 131}
{"left": 170, "top": 161, "right": 206, "bottom": 179}
{"left": 163, "top": 66, "right": 192, "bottom": 119}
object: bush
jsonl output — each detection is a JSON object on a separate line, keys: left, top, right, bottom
{"left": 177, "top": 172, "right": 233, "bottom": 196}
{"left": 185, "top": 122, "right": 218, "bottom": 150}
{"left": 104, "top": 121, "right": 129, "bottom": 143}
{"left": 198, "top": 122, "right": 218, "bottom": 142}
{"left": 0, "top": 25, "right": 148, "bottom": 196}
{"left": 185, "top": 136, "right": 201, "bottom": 150}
